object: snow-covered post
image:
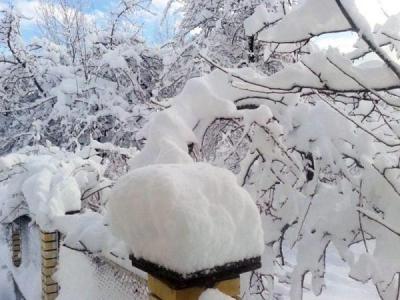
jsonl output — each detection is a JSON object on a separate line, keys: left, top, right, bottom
{"left": 41, "top": 230, "right": 59, "bottom": 300}
{"left": 109, "top": 163, "right": 265, "bottom": 300}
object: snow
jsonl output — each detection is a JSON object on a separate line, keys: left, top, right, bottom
{"left": 0, "top": 227, "right": 16, "bottom": 300}
{"left": 231, "top": 49, "right": 400, "bottom": 92}
{"left": 0, "top": 146, "right": 104, "bottom": 230}
{"left": 1, "top": 0, "right": 400, "bottom": 299}
{"left": 56, "top": 247, "right": 101, "bottom": 300}
{"left": 0, "top": 220, "right": 41, "bottom": 300}
{"left": 108, "top": 162, "right": 264, "bottom": 274}
{"left": 54, "top": 212, "right": 112, "bottom": 254}
{"left": 199, "top": 289, "right": 234, "bottom": 300}
{"left": 102, "top": 50, "right": 129, "bottom": 69}
{"left": 22, "top": 169, "right": 81, "bottom": 227}
{"left": 11, "top": 223, "right": 41, "bottom": 300}
{"left": 258, "top": 0, "right": 350, "bottom": 43}
{"left": 0, "top": 268, "right": 15, "bottom": 300}
{"left": 56, "top": 246, "right": 148, "bottom": 300}
{"left": 129, "top": 110, "right": 197, "bottom": 169}
{"left": 244, "top": 4, "right": 280, "bottom": 36}
{"left": 129, "top": 74, "right": 239, "bottom": 169}
{"left": 303, "top": 244, "right": 379, "bottom": 300}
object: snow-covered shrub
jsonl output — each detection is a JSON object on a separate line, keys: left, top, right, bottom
{"left": 0, "top": 5, "right": 162, "bottom": 157}
{"left": 0, "top": 145, "right": 109, "bottom": 229}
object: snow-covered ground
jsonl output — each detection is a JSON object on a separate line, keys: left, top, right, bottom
{"left": 0, "top": 222, "right": 41, "bottom": 300}
{"left": 0, "top": 235, "right": 378, "bottom": 300}
{"left": 240, "top": 243, "right": 379, "bottom": 300}
{"left": 0, "top": 239, "right": 16, "bottom": 300}
{"left": 303, "top": 245, "right": 378, "bottom": 300}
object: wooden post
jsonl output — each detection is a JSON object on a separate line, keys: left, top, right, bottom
{"left": 41, "top": 230, "right": 59, "bottom": 300}
{"left": 130, "top": 255, "right": 261, "bottom": 300}
{"left": 11, "top": 223, "right": 22, "bottom": 267}
{"left": 148, "top": 275, "right": 240, "bottom": 300}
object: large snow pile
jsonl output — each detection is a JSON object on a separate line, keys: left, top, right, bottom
{"left": 108, "top": 162, "right": 264, "bottom": 274}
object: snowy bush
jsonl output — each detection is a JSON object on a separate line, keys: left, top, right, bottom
{"left": 0, "top": 4, "right": 162, "bottom": 156}
{"left": 0, "top": 145, "right": 109, "bottom": 230}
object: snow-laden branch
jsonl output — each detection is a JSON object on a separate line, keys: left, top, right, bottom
{"left": 357, "top": 208, "right": 400, "bottom": 237}
{"left": 334, "top": 0, "right": 400, "bottom": 81}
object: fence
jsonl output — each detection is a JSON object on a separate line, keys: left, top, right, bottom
{"left": 87, "top": 254, "right": 148, "bottom": 300}
{"left": 7, "top": 218, "right": 148, "bottom": 300}
{"left": 8, "top": 217, "right": 249, "bottom": 300}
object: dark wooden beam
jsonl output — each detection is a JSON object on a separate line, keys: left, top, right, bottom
{"left": 129, "top": 255, "right": 261, "bottom": 290}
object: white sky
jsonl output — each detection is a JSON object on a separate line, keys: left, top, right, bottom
{"left": 316, "top": 0, "right": 400, "bottom": 52}
{"left": 357, "top": 0, "right": 400, "bottom": 26}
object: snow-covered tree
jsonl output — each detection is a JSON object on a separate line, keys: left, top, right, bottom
{"left": 2, "top": 0, "right": 400, "bottom": 299}
{"left": 158, "top": 0, "right": 295, "bottom": 99}
{"left": 0, "top": 3, "right": 162, "bottom": 173}
{"left": 240, "top": 1, "right": 400, "bottom": 299}
{"left": 131, "top": 0, "right": 400, "bottom": 299}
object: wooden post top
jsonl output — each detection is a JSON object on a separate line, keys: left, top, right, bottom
{"left": 130, "top": 255, "right": 261, "bottom": 290}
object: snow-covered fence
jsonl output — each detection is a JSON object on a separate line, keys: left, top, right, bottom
{"left": 53, "top": 244, "right": 148, "bottom": 300}
{"left": 86, "top": 254, "right": 148, "bottom": 300}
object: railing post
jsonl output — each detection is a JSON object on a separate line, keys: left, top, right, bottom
{"left": 41, "top": 230, "right": 59, "bottom": 300}
{"left": 147, "top": 275, "right": 240, "bottom": 300}
{"left": 11, "top": 222, "right": 22, "bottom": 267}
{"left": 130, "top": 255, "right": 261, "bottom": 300}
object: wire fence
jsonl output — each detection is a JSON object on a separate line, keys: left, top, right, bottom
{"left": 87, "top": 254, "right": 148, "bottom": 300}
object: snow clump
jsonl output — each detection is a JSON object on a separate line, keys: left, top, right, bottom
{"left": 108, "top": 162, "right": 264, "bottom": 274}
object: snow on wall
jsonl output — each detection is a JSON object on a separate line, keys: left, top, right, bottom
{"left": 109, "top": 163, "right": 264, "bottom": 274}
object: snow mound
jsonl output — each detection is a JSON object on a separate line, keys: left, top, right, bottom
{"left": 0, "top": 146, "right": 104, "bottom": 230}
{"left": 108, "top": 163, "right": 264, "bottom": 274}
{"left": 199, "top": 289, "right": 234, "bottom": 300}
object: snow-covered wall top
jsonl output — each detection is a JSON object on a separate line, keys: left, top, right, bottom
{"left": 108, "top": 163, "right": 264, "bottom": 274}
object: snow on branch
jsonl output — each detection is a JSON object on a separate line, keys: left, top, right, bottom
{"left": 254, "top": 0, "right": 351, "bottom": 43}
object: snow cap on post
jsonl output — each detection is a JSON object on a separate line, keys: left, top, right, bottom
{"left": 108, "top": 163, "right": 264, "bottom": 288}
